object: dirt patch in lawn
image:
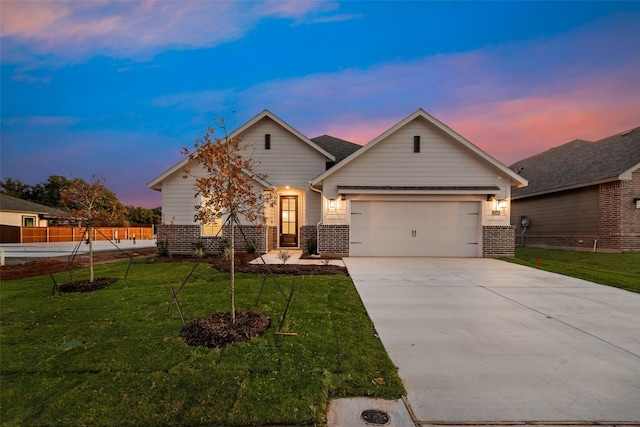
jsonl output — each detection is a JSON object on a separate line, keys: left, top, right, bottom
{"left": 58, "top": 277, "right": 119, "bottom": 293}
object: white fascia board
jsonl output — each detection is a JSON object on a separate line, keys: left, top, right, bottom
{"left": 147, "top": 157, "right": 190, "bottom": 190}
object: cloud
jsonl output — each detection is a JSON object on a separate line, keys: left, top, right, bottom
{"left": 0, "top": 0, "right": 348, "bottom": 64}
{"left": 207, "top": 12, "right": 638, "bottom": 160}
{"left": 444, "top": 67, "right": 640, "bottom": 165}
{"left": 152, "top": 89, "right": 235, "bottom": 113}
{"left": 2, "top": 115, "right": 80, "bottom": 128}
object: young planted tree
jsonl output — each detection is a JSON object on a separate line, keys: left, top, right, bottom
{"left": 60, "top": 176, "right": 127, "bottom": 283}
{"left": 183, "top": 118, "right": 274, "bottom": 323}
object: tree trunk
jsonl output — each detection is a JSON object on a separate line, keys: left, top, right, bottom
{"left": 89, "top": 225, "right": 95, "bottom": 283}
{"left": 230, "top": 214, "right": 236, "bottom": 324}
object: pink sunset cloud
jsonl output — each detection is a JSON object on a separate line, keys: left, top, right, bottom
{"left": 0, "top": 1, "right": 338, "bottom": 62}
{"left": 445, "top": 68, "right": 640, "bottom": 165}
{"left": 228, "top": 12, "right": 640, "bottom": 166}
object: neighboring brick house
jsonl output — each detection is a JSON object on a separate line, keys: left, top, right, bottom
{"left": 148, "top": 109, "right": 527, "bottom": 257}
{"left": 510, "top": 127, "right": 640, "bottom": 252}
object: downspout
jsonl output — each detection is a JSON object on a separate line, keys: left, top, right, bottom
{"left": 309, "top": 181, "right": 323, "bottom": 255}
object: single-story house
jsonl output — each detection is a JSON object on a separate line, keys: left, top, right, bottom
{"left": 147, "top": 109, "right": 527, "bottom": 257}
{"left": 0, "top": 193, "right": 66, "bottom": 243}
{"left": 509, "top": 126, "right": 640, "bottom": 252}
{"left": 0, "top": 193, "right": 64, "bottom": 227}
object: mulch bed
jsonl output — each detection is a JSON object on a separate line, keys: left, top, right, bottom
{"left": 58, "top": 277, "right": 119, "bottom": 293}
{"left": 1, "top": 249, "right": 348, "bottom": 281}
{"left": 152, "top": 252, "right": 349, "bottom": 276}
{"left": 181, "top": 310, "right": 271, "bottom": 348}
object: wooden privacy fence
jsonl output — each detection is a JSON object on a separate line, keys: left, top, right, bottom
{"left": 19, "top": 226, "right": 154, "bottom": 243}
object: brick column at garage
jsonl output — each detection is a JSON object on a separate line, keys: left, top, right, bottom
{"left": 483, "top": 225, "right": 516, "bottom": 258}
{"left": 318, "top": 224, "right": 350, "bottom": 256}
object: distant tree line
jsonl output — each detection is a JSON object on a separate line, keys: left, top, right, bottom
{"left": 0, "top": 176, "right": 161, "bottom": 225}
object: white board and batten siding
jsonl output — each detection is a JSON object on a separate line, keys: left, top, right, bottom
{"left": 322, "top": 117, "right": 508, "bottom": 198}
{"left": 159, "top": 116, "right": 330, "bottom": 227}
{"left": 239, "top": 117, "right": 329, "bottom": 226}
{"left": 161, "top": 167, "right": 201, "bottom": 225}
{"left": 240, "top": 117, "right": 328, "bottom": 189}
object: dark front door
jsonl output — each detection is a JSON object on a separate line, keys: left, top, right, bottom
{"left": 279, "top": 195, "right": 298, "bottom": 247}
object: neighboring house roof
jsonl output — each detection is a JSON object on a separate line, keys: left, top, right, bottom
{"left": 510, "top": 126, "right": 640, "bottom": 199}
{"left": 311, "top": 108, "right": 528, "bottom": 188}
{"left": 311, "top": 135, "right": 362, "bottom": 164}
{"left": 0, "top": 193, "right": 65, "bottom": 218}
{"left": 147, "top": 109, "right": 335, "bottom": 190}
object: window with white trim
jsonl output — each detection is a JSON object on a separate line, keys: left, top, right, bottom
{"left": 22, "top": 216, "right": 36, "bottom": 227}
{"left": 202, "top": 218, "right": 222, "bottom": 236}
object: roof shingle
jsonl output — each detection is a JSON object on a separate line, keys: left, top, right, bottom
{"left": 311, "top": 135, "right": 362, "bottom": 164}
{"left": 510, "top": 127, "right": 640, "bottom": 198}
{"left": 0, "top": 193, "right": 66, "bottom": 218}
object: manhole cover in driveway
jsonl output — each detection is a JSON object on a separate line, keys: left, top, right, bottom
{"left": 361, "top": 409, "right": 390, "bottom": 425}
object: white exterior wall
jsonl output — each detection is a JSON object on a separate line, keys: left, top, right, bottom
{"left": 160, "top": 167, "right": 199, "bottom": 225}
{"left": 239, "top": 117, "right": 328, "bottom": 226}
{"left": 320, "top": 117, "right": 513, "bottom": 227}
{"left": 159, "top": 116, "right": 329, "bottom": 228}
{"left": 0, "top": 211, "right": 48, "bottom": 227}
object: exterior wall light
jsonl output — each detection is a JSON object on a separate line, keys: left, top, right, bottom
{"left": 635, "top": 198, "right": 640, "bottom": 209}
{"left": 497, "top": 199, "right": 507, "bottom": 210}
{"left": 329, "top": 199, "right": 336, "bottom": 210}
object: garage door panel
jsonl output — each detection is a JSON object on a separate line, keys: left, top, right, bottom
{"left": 350, "top": 201, "right": 480, "bottom": 257}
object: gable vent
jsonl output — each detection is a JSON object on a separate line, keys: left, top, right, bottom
{"left": 414, "top": 135, "right": 420, "bottom": 153}
{"left": 265, "top": 134, "right": 271, "bottom": 149}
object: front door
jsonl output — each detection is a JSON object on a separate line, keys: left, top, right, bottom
{"left": 279, "top": 195, "right": 298, "bottom": 247}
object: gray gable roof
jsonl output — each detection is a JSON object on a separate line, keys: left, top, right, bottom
{"left": 311, "top": 135, "right": 362, "bottom": 164}
{"left": 510, "top": 127, "right": 640, "bottom": 198}
{"left": 0, "top": 193, "right": 66, "bottom": 218}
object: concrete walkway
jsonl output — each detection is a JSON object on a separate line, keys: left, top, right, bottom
{"left": 249, "top": 250, "right": 345, "bottom": 266}
{"left": 331, "top": 257, "right": 640, "bottom": 426}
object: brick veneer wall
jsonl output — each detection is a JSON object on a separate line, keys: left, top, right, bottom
{"left": 518, "top": 234, "right": 600, "bottom": 250}
{"left": 599, "top": 180, "right": 621, "bottom": 250}
{"left": 267, "top": 226, "right": 278, "bottom": 251}
{"left": 318, "top": 224, "right": 349, "bottom": 255}
{"left": 515, "top": 171, "right": 640, "bottom": 252}
{"left": 482, "top": 225, "right": 515, "bottom": 258}
{"left": 300, "top": 225, "right": 317, "bottom": 253}
{"left": 157, "top": 224, "right": 200, "bottom": 254}
{"left": 230, "top": 225, "right": 267, "bottom": 253}
{"left": 618, "top": 170, "right": 640, "bottom": 250}
{"left": 157, "top": 224, "right": 268, "bottom": 255}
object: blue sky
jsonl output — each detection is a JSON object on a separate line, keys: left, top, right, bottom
{"left": 2, "top": 1, "right": 639, "bottom": 208}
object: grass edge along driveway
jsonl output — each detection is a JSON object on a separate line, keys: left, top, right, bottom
{"left": 502, "top": 247, "right": 640, "bottom": 294}
{"left": 1, "top": 260, "right": 405, "bottom": 426}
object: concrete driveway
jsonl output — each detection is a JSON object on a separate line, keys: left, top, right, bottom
{"left": 342, "top": 257, "right": 640, "bottom": 425}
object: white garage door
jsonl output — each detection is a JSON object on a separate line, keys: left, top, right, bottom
{"left": 350, "top": 201, "right": 480, "bottom": 257}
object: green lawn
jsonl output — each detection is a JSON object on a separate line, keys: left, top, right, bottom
{"left": 1, "top": 261, "right": 405, "bottom": 426}
{"left": 503, "top": 247, "right": 640, "bottom": 293}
